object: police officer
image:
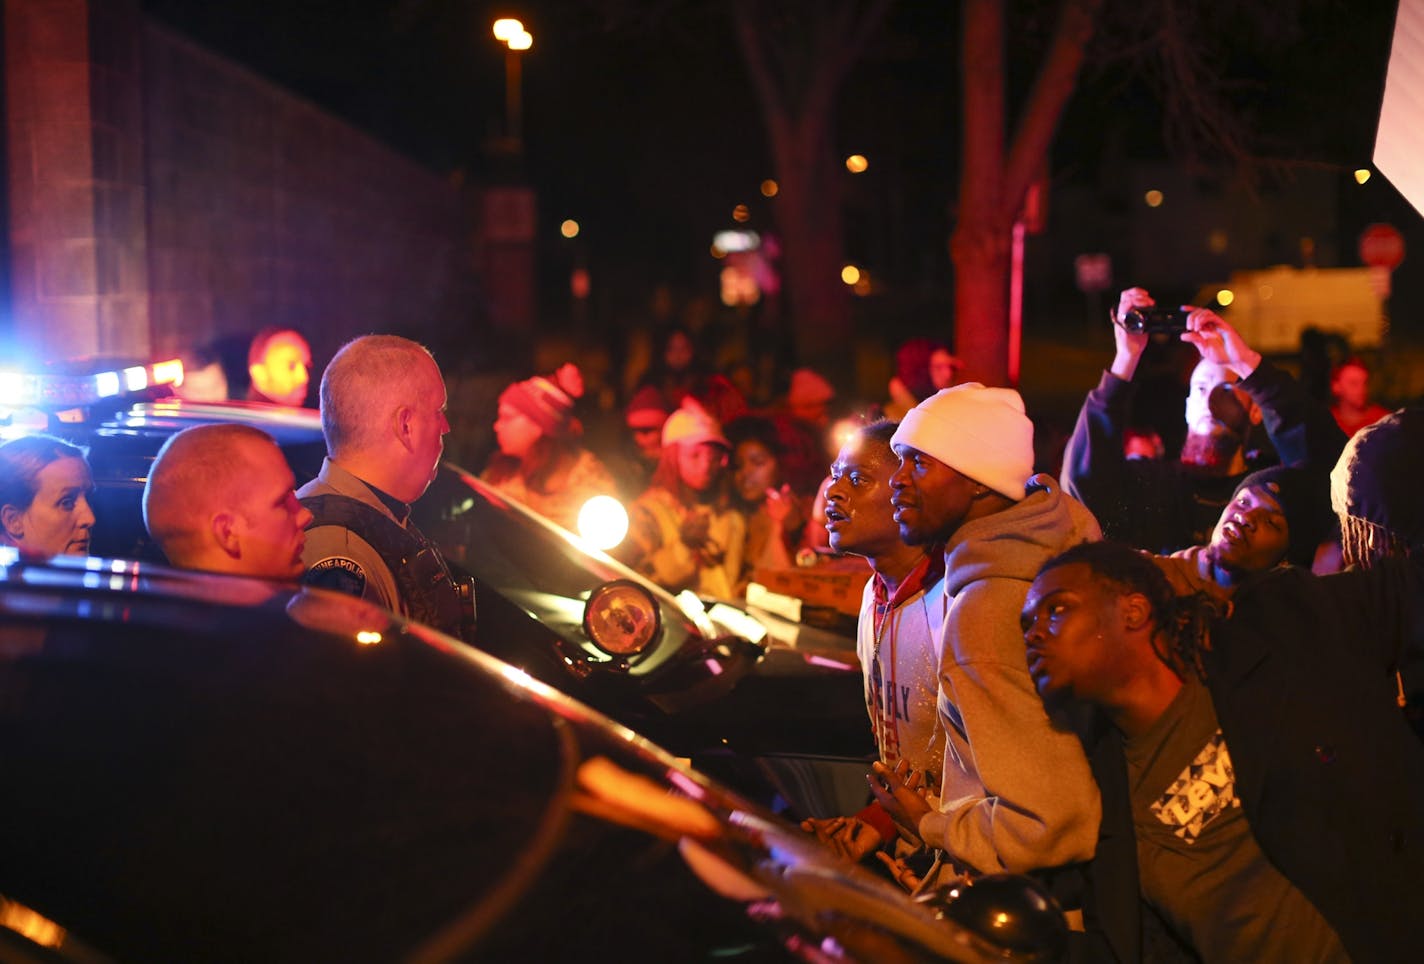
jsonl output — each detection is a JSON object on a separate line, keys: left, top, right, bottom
{"left": 298, "top": 334, "right": 470, "bottom": 639}
{"left": 144, "top": 424, "right": 312, "bottom": 580}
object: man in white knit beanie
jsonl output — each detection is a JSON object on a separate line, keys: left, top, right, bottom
{"left": 867, "top": 382, "right": 1103, "bottom": 903}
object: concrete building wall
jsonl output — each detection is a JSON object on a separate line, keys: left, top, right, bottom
{"left": 141, "top": 23, "right": 482, "bottom": 367}
{"left": 4, "top": 0, "right": 494, "bottom": 370}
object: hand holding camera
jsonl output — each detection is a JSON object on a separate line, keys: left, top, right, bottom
{"left": 1181, "top": 306, "right": 1261, "bottom": 378}
{"left": 1109, "top": 288, "right": 1260, "bottom": 381}
{"left": 1109, "top": 287, "right": 1153, "bottom": 380}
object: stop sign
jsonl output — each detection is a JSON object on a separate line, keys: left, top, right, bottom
{"left": 1359, "top": 223, "right": 1406, "bottom": 270}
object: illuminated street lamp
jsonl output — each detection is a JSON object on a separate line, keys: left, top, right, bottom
{"left": 493, "top": 18, "right": 533, "bottom": 151}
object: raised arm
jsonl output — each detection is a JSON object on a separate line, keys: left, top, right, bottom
{"left": 1063, "top": 288, "right": 1152, "bottom": 531}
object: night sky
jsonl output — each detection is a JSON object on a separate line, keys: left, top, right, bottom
{"left": 140, "top": 1, "right": 1418, "bottom": 330}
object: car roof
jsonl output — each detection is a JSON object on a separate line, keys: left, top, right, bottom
{"left": 128, "top": 398, "right": 322, "bottom": 427}
{"left": 90, "top": 397, "right": 326, "bottom": 445}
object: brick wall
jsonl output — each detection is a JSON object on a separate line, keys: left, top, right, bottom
{"left": 4, "top": 0, "right": 149, "bottom": 358}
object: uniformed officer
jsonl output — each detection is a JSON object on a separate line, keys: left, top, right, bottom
{"left": 297, "top": 334, "right": 470, "bottom": 639}
{"left": 144, "top": 424, "right": 311, "bottom": 579}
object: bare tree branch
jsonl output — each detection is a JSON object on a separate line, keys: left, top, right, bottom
{"left": 732, "top": 0, "right": 788, "bottom": 123}
{"left": 1001, "top": 0, "right": 1104, "bottom": 221}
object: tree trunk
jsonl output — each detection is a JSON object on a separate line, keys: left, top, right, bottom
{"left": 952, "top": 0, "right": 1009, "bottom": 386}
{"left": 767, "top": 114, "right": 850, "bottom": 371}
{"left": 952, "top": 223, "right": 1013, "bottom": 385}
{"left": 952, "top": 0, "right": 1103, "bottom": 387}
{"left": 731, "top": 0, "right": 889, "bottom": 376}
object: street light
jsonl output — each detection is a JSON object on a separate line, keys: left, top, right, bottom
{"left": 492, "top": 18, "right": 533, "bottom": 150}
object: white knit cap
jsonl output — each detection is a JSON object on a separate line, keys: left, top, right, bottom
{"left": 890, "top": 383, "right": 1034, "bottom": 500}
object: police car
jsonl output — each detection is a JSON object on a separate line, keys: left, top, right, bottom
{"left": 1, "top": 361, "right": 871, "bottom": 808}
{"left": 0, "top": 551, "right": 1065, "bottom": 962}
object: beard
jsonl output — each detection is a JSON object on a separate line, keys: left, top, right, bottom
{"left": 1181, "top": 382, "right": 1253, "bottom": 477}
{"left": 1179, "top": 429, "right": 1243, "bottom": 477}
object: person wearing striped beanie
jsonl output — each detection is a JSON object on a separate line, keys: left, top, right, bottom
{"left": 482, "top": 363, "right": 617, "bottom": 533}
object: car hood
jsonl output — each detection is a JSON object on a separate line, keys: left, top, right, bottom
{"left": 0, "top": 554, "right": 1004, "bottom": 963}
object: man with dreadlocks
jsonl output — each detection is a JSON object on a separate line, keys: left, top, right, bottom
{"left": 1332, "top": 405, "right": 1424, "bottom": 733}
{"left": 1022, "top": 540, "right": 1424, "bottom": 962}
{"left": 1332, "top": 406, "right": 1424, "bottom": 570}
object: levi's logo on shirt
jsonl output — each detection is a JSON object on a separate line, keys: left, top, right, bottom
{"left": 1149, "top": 730, "right": 1240, "bottom": 844}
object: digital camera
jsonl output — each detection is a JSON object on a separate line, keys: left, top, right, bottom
{"left": 1122, "top": 306, "right": 1190, "bottom": 334}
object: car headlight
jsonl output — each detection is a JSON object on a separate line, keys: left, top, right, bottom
{"left": 582, "top": 580, "right": 661, "bottom": 656}
{"left": 577, "top": 495, "right": 629, "bottom": 550}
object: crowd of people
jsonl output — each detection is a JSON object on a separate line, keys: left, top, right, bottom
{"left": 2, "top": 288, "right": 1422, "bottom": 961}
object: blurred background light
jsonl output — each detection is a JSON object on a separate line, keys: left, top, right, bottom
{"left": 577, "top": 495, "right": 629, "bottom": 550}
{"left": 492, "top": 18, "right": 522, "bottom": 41}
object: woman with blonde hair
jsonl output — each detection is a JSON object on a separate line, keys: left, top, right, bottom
{"left": 0, "top": 434, "right": 96, "bottom": 559}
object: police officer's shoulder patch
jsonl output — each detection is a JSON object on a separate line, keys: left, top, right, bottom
{"left": 303, "top": 556, "right": 368, "bottom": 597}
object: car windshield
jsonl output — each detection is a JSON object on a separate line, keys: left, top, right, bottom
{"left": 32, "top": 395, "right": 714, "bottom": 649}
{"left": 415, "top": 465, "right": 701, "bottom": 644}
{"left": 77, "top": 400, "right": 329, "bottom": 560}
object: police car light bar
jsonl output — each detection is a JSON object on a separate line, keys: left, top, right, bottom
{"left": 0, "top": 359, "right": 184, "bottom": 408}
{"left": 152, "top": 359, "right": 184, "bottom": 386}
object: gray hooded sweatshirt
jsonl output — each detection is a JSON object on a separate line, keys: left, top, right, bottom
{"left": 918, "top": 474, "right": 1104, "bottom": 876}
